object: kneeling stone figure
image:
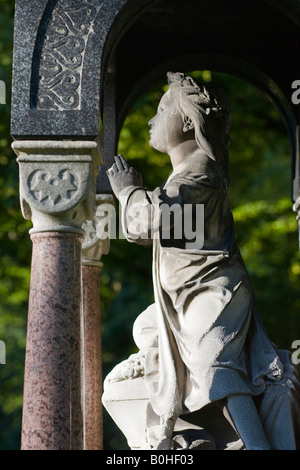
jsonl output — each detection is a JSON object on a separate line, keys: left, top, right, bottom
{"left": 103, "top": 72, "right": 300, "bottom": 450}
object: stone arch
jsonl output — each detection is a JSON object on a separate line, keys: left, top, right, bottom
{"left": 10, "top": 0, "right": 300, "bottom": 198}
{"left": 98, "top": 0, "right": 299, "bottom": 192}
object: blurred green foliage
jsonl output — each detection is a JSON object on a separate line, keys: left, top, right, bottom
{"left": 0, "top": 0, "right": 299, "bottom": 451}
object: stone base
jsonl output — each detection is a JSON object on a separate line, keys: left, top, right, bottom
{"left": 102, "top": 371, "right": 242, "bottom": 450}
{"left": 102, "top": 376, "right": 158, "bottom": 449}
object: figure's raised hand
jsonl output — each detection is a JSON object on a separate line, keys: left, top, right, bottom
{"left": 107, "top": 155, "right": 143, "bottom": 199}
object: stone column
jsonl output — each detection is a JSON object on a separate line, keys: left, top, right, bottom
{"left": 12, "top": 140, "right": 102, "bottom": 450}
{"left": 81, "top": 195, "right": 115, "bottom": 450}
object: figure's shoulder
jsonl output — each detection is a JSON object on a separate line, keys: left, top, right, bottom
{"left": 187, "top": 153, "right": 219, "bottom": 174}
{"left": 169, "top": 153, "right": 221, "bottom": 186}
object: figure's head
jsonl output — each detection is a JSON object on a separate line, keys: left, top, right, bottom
{"left": 148, "top": 84, "right": 191, "bottom": 154}
{"left": 148, "top": 72, "right": 231, "bottom": 176}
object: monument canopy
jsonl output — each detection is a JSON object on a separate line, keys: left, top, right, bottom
{"left": 10, "top": 0, "right": 300, "bottom": 194}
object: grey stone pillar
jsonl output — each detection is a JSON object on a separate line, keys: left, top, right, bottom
{"left": 81, "top": 195, "right": 114, "bottom": 450}
{"left": 12, "top": 140, "right": 102, "bottom": 450}
{"left": 294, "top": 197, "right": 300, "bottom": 247}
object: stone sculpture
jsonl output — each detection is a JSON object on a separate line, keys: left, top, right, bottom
{"left": 103, "top": 72, "right": 300, "bottom": 450}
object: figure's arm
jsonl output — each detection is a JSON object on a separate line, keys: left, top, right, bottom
{"left": 107, "top": 155, "right": 212, "bottom": 246}
{"left": 107, "top": 155, "right": 153, "bottom": 244}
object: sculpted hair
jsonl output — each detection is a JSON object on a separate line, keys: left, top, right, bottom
{"left": 167, "top": 72, "right": 231, "bottom": 182}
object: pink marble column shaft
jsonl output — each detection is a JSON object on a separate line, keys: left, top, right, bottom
{"left": 82, "top": 264, "right": 103, "bottom": 450}
{"left": 21, "top": 232, "right": 83, "bottom": 450}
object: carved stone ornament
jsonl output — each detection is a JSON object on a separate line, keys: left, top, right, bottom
{"left": 12, "top": 140, "right": 102, "bottom": 233}
{"left": 32, "top": 0, "right": 102, "bottom": 111}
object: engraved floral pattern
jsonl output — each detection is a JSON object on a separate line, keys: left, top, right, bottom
{"left": 28, "top": 168, "right": 78, "bottom": 206}
{"left": 32, "top": 0, "right": 102, "bottom": 110}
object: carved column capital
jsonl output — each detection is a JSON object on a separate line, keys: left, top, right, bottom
{"left": 82, "top": 194, "right": 115, "bottom": 266}
{"left": 12, "top": 140, "right": 102, "bottom": 234}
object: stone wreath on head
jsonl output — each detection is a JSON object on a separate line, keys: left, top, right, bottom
{"left": 167, "top": 71, "right": 231, "bottom": 179}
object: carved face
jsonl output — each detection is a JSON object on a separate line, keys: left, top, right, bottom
{"left": 148, "top": 89, "right": 186, "bottom": 153}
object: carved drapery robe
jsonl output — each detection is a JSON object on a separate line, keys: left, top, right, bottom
{"left": 119, "top": 154, "right": 300, "bottom": 448}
